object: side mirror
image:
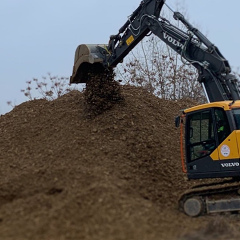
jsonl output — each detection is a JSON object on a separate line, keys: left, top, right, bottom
{"left": 175, "top": 116, "right": 180, "bottom": 127}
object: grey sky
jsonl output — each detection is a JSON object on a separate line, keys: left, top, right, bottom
{"left": 1, "top": 0, "right": 239, "bottom": 114}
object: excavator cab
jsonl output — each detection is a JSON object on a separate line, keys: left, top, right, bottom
{"left": 180, "top": 101, "right": 240, "bottom": 180}
{"left": 178, "top": 101, "right": 240, "bottom": 216}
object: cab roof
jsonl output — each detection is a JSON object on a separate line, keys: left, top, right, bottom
{"left": 184, "top": 100, "right": 240, "bottom": 114}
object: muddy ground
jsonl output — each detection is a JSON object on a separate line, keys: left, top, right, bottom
{"left": 0, "top": 85, "right": 240, "bottom": 240}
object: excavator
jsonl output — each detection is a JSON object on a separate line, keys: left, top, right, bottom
{"left": 70, "top": 0, "right": 240, "bottom": 217}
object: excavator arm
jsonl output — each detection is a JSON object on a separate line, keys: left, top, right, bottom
{"left": 70, "top": 0, "right": 165, "bottom": 84}
{"left": 104, "top": 0, "right": 164, "bottom": 67}
{"left": 70, "top": 0, "right": 240, "bottom": 102}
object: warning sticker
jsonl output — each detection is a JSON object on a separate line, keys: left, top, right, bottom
{"left": 126, "top": 35, "right": 134, "bottom": 46}
{"left": 220, "top": 145, "right": 230, "bottom": 157}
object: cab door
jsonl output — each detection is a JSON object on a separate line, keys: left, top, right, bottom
{"left": 186, "top": 109, "right": 217, "bottom": 162}
{"left": 185, "top": 108, "right": 220, "bottom": 177}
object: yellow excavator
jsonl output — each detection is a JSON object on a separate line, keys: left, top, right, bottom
{"left": 70, "top": 0, "right": 240, "bottom": 217}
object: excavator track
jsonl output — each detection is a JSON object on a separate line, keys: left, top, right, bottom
{"left": 179, "top": 181, "right": 240, "bottom": 217}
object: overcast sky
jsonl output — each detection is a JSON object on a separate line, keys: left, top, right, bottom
{"left": 1, "top": 0, "right": 239, "bottom": 114}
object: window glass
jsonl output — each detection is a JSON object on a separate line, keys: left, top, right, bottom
{"left": 214, "top": 108, "right": 231, "bottom": 143}
{"left": 188, "top": 110, "right": 215, "bottom": 161}
{"left": 233, "top": 109, "right": 240, "bottom": 130}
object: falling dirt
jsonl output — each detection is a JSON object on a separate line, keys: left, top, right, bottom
{"left": 84, "top": 70, "right": 124, "bottom": 117}
{"left": 0, "top": 84, "right": 240, "bottom": 240}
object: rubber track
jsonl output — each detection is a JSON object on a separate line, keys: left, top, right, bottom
{"left": 178, "top": 181, "right": 240, "bottom": 214}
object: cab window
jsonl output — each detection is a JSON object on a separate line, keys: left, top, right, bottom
{"left": 214, "top": 108, "right": 231, "bottom": 144}
{"left": 186, "top": 108, "right": 231, "bottom": 162}
{"left": 187, "top": 110, "right": 216, "bottom": 161}
{"left": 233, "top": 109, "right": 240, "bottom": 129}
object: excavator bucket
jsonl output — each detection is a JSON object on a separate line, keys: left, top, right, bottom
{"left": 70, "top": 44, "right": 107, "bottom": 84}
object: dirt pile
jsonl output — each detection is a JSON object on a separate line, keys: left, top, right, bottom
{"left": 0, "top": 85, "right": 240, "bottom": 240}
{"left": 182, "top": 217, "right": 239, "bottom": 240}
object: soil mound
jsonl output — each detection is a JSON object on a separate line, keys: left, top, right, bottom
{"left": 0, "top": 85, "right": 239, "bottom": 240}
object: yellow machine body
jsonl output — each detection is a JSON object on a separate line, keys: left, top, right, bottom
{"left": 183, "top": 101, "right": 240, "bottom": 179}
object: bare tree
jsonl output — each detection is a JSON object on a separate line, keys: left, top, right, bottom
{"left": 21, "top": 73, "right": 79, "bottom": 101}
